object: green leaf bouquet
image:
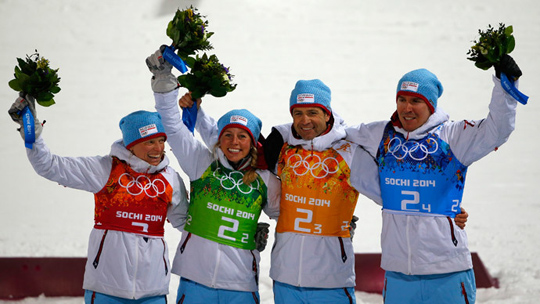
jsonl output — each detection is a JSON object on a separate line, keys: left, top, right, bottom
{"left": 178, "top": 53, "right": 237, "bottom": 99}
{"left": 467, "top": 23, "right": 516, "bottom": 70}
{"left": 167, "top": 6, "right": 214, "bottom": 59}
{"left": 8, "top": 51, "right": 61, "bottom": 107}
{"left": 165, "top": 6, "right": 236, "bottom": 99}
{"left": 8, "top": 51, "right": 60, "bottom": 107}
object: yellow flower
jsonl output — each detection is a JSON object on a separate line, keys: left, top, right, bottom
{"left": 37, "top": 57, "right": 50, "bottom": 70}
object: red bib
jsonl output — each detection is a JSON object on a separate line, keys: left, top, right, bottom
{"left": 94, "top": 157, "right": 173, "bottom": 237}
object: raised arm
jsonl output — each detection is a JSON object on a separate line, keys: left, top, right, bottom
{"left": 9, "top": 95, "right": 111, "bottom": 193}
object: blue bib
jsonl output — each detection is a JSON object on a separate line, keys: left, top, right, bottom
{"left": 377, "top": 124, "right": 467, "bottom": 217}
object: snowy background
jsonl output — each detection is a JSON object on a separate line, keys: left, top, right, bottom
{"left": 1, "top": 0, "right": 539, "bottom": 303}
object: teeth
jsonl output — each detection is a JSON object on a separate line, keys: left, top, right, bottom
{"left": 229, "top": 148, "right": 240, "bottom": 153}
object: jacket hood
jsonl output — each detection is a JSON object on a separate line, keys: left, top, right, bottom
{"left": 110, "top": 139, "right": 170, "bottom": 174}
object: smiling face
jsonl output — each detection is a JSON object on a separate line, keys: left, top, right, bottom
{"left": 291, "top": 106, "right": 330, "bottom": 140}
{"left": 129, "top": 136, "right": 166, "bottom": 166}
{"left": 219, "top": 127, "right": 253, "bottom": 163}
{"left": 396, "top": 95, "right": 432, "bottom": 132}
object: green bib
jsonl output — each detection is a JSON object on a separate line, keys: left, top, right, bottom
{"left": 185, "top": 161, "right": 267, "bottom": 250}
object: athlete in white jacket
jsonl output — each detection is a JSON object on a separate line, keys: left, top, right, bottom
{"left": 9, "top": 99, "right": 189, "bottom": 303}
{"left": 345, "top": 58, "right": 523, "bottom": 303}
{"left": 264, "top": 80, "right": 381, "bottom": 304}
{"left": 147, "top": 50, "right": 281, "bottom": 304}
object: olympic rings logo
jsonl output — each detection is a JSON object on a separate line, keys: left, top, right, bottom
{"left": 387, "top": 137, "right": 438, "bottom": 161}
{"left": 213, "top": 168, "right": 260, "bottom": 194}
{"left": 118, "top": 173, "right": 166, "bottom": 197}
{"left": 287, "top": 153, "right": 339, "bottom": 179}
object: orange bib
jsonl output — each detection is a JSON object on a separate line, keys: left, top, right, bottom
{"left": 276, "top": 143, "right": 359, "bottom": 237}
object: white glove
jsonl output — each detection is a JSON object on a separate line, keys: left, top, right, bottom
{"left": 8, "top": 93, "right": 43, "bottom": 141}
{"left": 146, "top": 46, "right": 179, "bottom": 93}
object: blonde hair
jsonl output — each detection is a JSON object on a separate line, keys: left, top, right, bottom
{"left": 213, "top": 144, "right": 259, "bottom": 186}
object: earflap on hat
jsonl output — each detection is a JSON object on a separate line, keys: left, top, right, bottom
{"left": 396, "top": 68, "right": 443, "bottom": 113}
{"left": 217, "top": 109, "right": 262, "bottom": 145}
{"left": 119, "top": 110, "right": 167, "bottom": 149}
{"left": 289, "top": 79, "right": 332, "bottom": 115}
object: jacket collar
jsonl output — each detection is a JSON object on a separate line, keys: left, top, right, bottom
{"left": 391, "top": 107, "right": 449, "bottom": 140}
{"left": 281, "top": 112, "right": 347, "bottom": 151}
{"left": 110, "top": 139, "right": 169, "bottom": 174}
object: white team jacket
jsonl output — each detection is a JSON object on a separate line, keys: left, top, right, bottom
{"left": 26, "top": 136, "right": 188, "bottom": 299}
{"left": 268, "top": 114, "right": 382, "bottom": 288}
{"left": 154, "top": 89, "right": 281, "bottom": 292}
{"left": 346, "top": 76, "right": 518, "bottom": 275}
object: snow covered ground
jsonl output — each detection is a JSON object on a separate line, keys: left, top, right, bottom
{"left": 1, "top": 0, "right": 539, "bottom": 303}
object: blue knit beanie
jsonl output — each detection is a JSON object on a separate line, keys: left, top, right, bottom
{"left": 289, "top": 79, "right": 332, "bottom": 115}
{"left": 119, "top": 110, "right": 167, "bottom": 149}
{"left": 396, "top": 69, "right": 443, "bottom": 113}
{"left": 217, "top": 109, "right": 262, "bottom": 145}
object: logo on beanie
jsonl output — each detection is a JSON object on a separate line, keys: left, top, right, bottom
{"left": 400, "top": 81, "right": 419, "bottom": 92}
{"left": 139, "top": 124, "right": 158, "bottom": 137}
{"left": 230, "top": 115, "right": 248, "bottom": 126}
{"left": 297, "top": 93, "right": 315, "bottom": 104}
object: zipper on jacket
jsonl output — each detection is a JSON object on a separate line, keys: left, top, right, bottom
{"left": 131, "top": 236, "right": 140, "bottom": 299}
{"left": 250, "top": 250, "right": 259, "bottom": 286}
{"left": 180, "top": 232, "right": 192, "bottom": 253}
{"left": 406, "top": 216, "right": 412, "bottom": 274}
{"left": 338, "top": 237, "right": 347, "bottom": 263}
{"left": 92, "top": 229, "right": 108, "bottom": 269}
{"left": 161, "top": 238, "right": 168, "bottom": 275}
{"left": 297, "top": 236, "right": 305, "bottom": 286}
{"left": 447, "top": 217, "right": 458, "bottom": 246}
{"left": 212, "top": 245, "right": 222, "bottom": 287}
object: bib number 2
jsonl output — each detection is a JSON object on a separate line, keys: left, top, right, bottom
{"left": 294, "top": 208, "right": 322, "bottom": 234}
{"left": 218, "top": 216, "right": 249, "bottom": 244}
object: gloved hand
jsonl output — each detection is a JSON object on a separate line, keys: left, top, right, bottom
{"left": 349, "top": 215, "right": 359, "bottom": 240}
{"left": 494, "top": 54, "right": 522, "bottom": 80}
{"left": 254, "top": 222, "right": 270, "bottom": 252}
{"left": 8, "top": 93, "right": 43, "bottom": 141}
{"left": 146, "top": 45, "right": 179, "bottom": 93}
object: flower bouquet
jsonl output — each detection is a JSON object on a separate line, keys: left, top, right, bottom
{"left": 467, "top": 23, "right": 516, "bottom": 71}
{"left": 166, "top": 6, "right": 214, "bottom": 60}
{"left": 162, "top": 6, "right": 237, "bottom": 131}
{"left": 178, "top": 53, "right": 237, "bottom": 99}
{"left": 467, "top": 23, "right": 527, "bottom": 104}
{"left": 8, "top": 51, "right": 61, "bottom": 106}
